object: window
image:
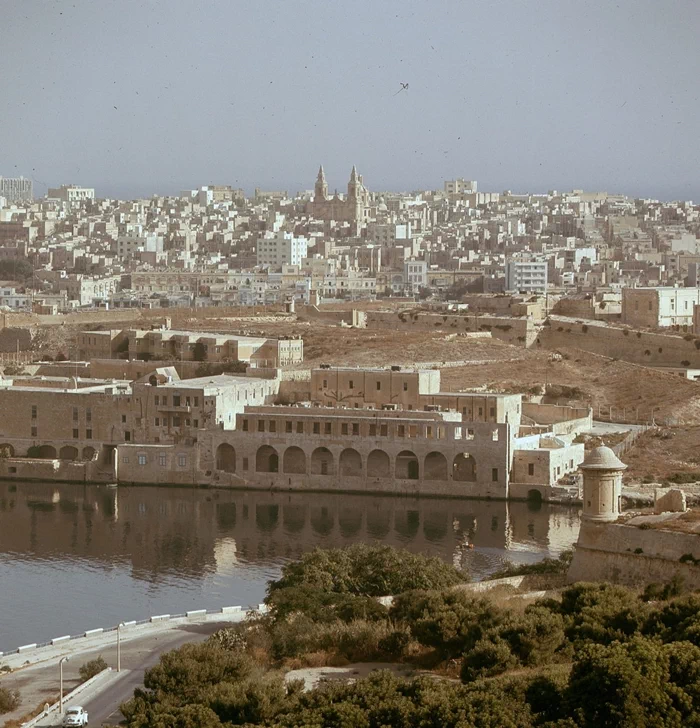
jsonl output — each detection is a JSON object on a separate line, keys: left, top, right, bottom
{"left": 121, "top": 415, "right": 127, "bottom": 423}
{"left": 490, "top": 407, "right": 496, "bottom": 417}
{"left": 242, "top": 457, "right": 249, "bottom": 470}
{"left": 185, "top": 419, "right": 191, "bottom": 426}
{"left": 478, "top": 407, "right": 483, "bottom": 416}
{"left": 369, "top": 423, "right": 377, "bottom": 436}
{"left": 257, "top": 420, "right": 265, "bottom": 432}
{"left": 296, "top": 421, "right": 304, "bottom": 434}
{"left": 242, "top": 419, "right": 249, "bottom": 431}
{"left": 313, "top": 422, "right": 320, "bottom": 434}
{"left": 185, "top": 396, "right": 191, "bottom": 406}
{"left": 125, "top": 431, "right": 131, "bottom": 441}
{"left": 323, "top": 379, "right": 328, "bottom": 388}
{"left": 349, "top": 380, "right": 354, "bottom": 390}
{"left": 138, "top": 454, "right": 147, "bottom": 466}
{"left": 380, "top": 423, "right": 388, "bottom": 436}
{"left": 403, "top": 382, "right": 408, "bottom": 391}
{"left": 528, "top": 463, "right": 534, "bottom": 476}
{"left": 324, "top": 422, "right": 332, "bottom": 434}
{"left": 193, "top": 419, "right": 199, "bottom": 428}
{"left": 178, "top": 454, "right": 187, "bottom": 467}
{"left": 269, "top": 421, "right": 276, "bottom": 433}
{"left": 285, "top": 421, "right": 292, "bottom": 433}
{"left": 173, "top": 395, "right": 181, "bottom": 407}
{"left": 86, "top": 408, "right": 92, "bottom": 423}
{"left": 86, "top": 429, "right": 92, "bottom": 439}
{"left": 492, "top": 430, "right": 499, "bottom": 441}
{"left": 31, "top": 426, "right": 37, "bottom": 437}
{"left": 155, "top": 417, "right": 160, "bottom": 426}
{"left": 398, "top": 425, "right": 405, "bottom": 437}
{"left": 31, "top": 405, "right": 37, "bottom": 419}
{"left": 341, "top": 423, "right": 348, "bottom": 435}
{"left": 122, "top": 456, "right": 129, "bottom": 464}
{"left": 492, "top": 468, "right": 498, "bottom": 482}
{"left": 159, "top": 454, "right": 167, "bottom": 466}
{"left": 173, "top": 416, "right": 182, "bottom": 427}
{"left": 73, "top": 407, "right": 78, "bottom": 421}
{"left": 194, "top": 397, "right": 199, "bottom": 407}
{"left": 162, "top": 396, "right": 168, "bottom": 405}
{"left": 155, "top": 395, "right": 159, "bottom": 405}
{"left": 73, "top": 428, "right": 79, "bottom": 438}
{"left": 376, "top": 381, "right": 381, "bottom": 391}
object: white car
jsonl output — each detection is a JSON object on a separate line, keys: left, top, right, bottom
{"left": 63, "top": 706, "right": 89, "bottom": 726}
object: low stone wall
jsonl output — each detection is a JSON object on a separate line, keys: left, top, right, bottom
{"left": 365, "top": 311, "right": 537, "bottom": 347}
{"left": 568, "top": 521, "right": 700, "bottom": 588}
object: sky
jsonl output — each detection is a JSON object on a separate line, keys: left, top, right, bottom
{"left": 1, "top": 0, "right": 699, "bottom": 201}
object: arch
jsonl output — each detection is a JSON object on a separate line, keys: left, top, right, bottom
{"left": 424, "top": 451, "right": 448, "bottom": 480}
{"left": 59, "top": 445, "right": 79, "bottom": 461}
{"left": 283, "top": 446, "right": 306, "bottom": 474}
{"left": 0, "top": 443, "right": 15, "bottom": 458}
{"left": 310, "top": 446, "right": 335, "bottom": 476}
{"left": 256, "top": 445, "right": 278, "bottom": 473}
{"left": 396, "top": 450, "right": 419, "bottom": 480}
{"left": 35, "top": 444, "right": 57, "bottom": 459}
{"left": 82, "top": 446, "right": 97, "bottom": 461}
{"left": 453, "top": 453, "right": 477, "bottom": 482}
{"left": 339, "top": 448, "right": 362, "bottom": 477}
{"left": 367, "top": 449, "right": 390, "bottom": 478}
{"left": 216, "top": 443, "right": 237, "bottom": 473}
{"left": 527, "top": 488, "right": 544, "bottom": 504}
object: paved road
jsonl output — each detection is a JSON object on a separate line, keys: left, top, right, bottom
{"left": 6, "top": 622, "right": 231, "bottom": 727}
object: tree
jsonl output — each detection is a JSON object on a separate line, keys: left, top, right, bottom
{"left": 79, "top": 655, "right": 108, "bottom": 681}
{"left": 193, "top": 342, "right": 207, "bottom": 362}
{"left": 0, "top": 258, "right": 34, "bottom": 282}
{"left": 0, "top": 686, "right": 21, "bottom": 715}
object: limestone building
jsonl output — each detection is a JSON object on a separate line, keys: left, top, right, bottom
{"left": 306, "top": 166, "right": 371, "bottom": 225}
{"left": 622, "top": 287, "right": 700, "bottom": 328}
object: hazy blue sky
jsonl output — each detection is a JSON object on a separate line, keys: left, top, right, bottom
{"left": 2, "top": 0, "right": 699, "bottom": 200}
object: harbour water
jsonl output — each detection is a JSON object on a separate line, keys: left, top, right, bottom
{"left": 0, "top": 482, "right": 580, "bottom": 652}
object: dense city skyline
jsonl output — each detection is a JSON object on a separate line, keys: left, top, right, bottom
{"left": 2, "top": 0, "right": 699, "bottom": 201}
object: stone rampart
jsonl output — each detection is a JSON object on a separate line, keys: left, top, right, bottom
{"left": 568, "top": 521, "right": 700, "bottom": 588}
{"left": 540, "top": 316, "right": 700, "bottom": 368}
{"left": 366, "top": 311, "right": 537, "bottom": 346}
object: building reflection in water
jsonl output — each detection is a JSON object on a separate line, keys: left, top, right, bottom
{"left": 0, "top": 482, "right": 580, "bottom": 650}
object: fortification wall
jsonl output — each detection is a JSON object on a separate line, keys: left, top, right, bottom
{"left": 366, "top": 311, "right": 536, "bottom": 346}
{"left": 568, "top": 521, "right": 700, "bottom": 588}
{"left": 539, "top": 316, "right": 700, "bottom": 368}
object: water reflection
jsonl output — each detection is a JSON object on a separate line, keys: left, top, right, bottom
{"left": 0, "top": 482, "right": 580, "bottom": 651}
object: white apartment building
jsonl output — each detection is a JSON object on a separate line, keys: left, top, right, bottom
{"left": 256, "top": 230, "right": 308, "bottom": 268}
{"left": 506, "top": 259, "right": 548, "bottom": 294}
{"left": 404, "top": 259, "right": 428, "bottom": 293}
{"left": 47, "top": 185, "right": 96, "bottom": 203}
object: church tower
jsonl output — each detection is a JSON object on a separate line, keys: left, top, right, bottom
{"left": 314, "top": 165, "right": 328, "bottom": 201}
{"left": 347, "top": 165, "right": 359, "bottom": 200}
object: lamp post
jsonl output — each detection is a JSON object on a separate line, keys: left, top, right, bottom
{"left": 117, "top": 622, "right": 125, "bottom": 672}
{"left": 59, "top": 656, "right": 69, "bottom": 715}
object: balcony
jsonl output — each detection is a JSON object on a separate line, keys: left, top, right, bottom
{"left": 156, "top": 404, "right": 192, "bottom": 413}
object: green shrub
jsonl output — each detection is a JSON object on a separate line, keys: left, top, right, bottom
{"left": 268, "top": 544, "right": 465, "bottom": 599}
{"left": 461, "top": 637, "right": 517, "bottom": 682}
{"left": 79, "top": 655, "right": 107, "bottom": 681}
{"left": 0, "top": 687, "right": 21, "bottom": 715}
{"left": 377, "top": 629, "right": 411, "bottom": 659}
{"left": 491, "top": 551, "right": 572, "bottom": 578}
{"left": 267, "top": 585, "right": 388, "bottom": 623}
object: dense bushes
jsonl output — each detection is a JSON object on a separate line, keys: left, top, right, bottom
{"left": 0, "top": 687, "right": 21, "bottom": 715}
{"left": 267, "top": 544, "right": 466, "bottom": 600}
{"left": 119, "top": 545, "right": 700, "bottom": 728}
{"left": 79, "top": 655, "right": 108, "bottom": 681}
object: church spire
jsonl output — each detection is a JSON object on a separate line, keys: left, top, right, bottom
{"left": 317, "top": 165, "right": 326, "bottom": 183}
{"left": 350, "top": 165, "right": 358, "bottom": 183}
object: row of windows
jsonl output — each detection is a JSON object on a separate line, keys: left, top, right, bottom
{"left": 153, "top": 417, "right": 199, "bottom": 428}
{"left": 321, "top": 379, "right": 409, "bottom": 392}
{"left": 241, "top": 418, "right": 499, "bottom": 441}
{"left": 125, "top": 453, "right": 188, "bottom": 467}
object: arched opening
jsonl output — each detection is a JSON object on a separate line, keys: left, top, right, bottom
{"left": 396, "top": 450, "right": 419, "bottom": 480}
{"left": 339, "top": 448, "right": 362, "bottom": 477}
{"left": 216, "top": 443, "right": 237, "bottom": 473}
{"left": 310, "top": 447, "right": 335, "bottom": 476}
{"left": 527, "top": 488, "right": 544, "bottom": 512}
{"left": 424, "top": 451, "right": 448, "bottom": 480}
{"left": 283, "top": 446, "right": 306, "bottom": 474}
{"left": 367, "top": 449, "right": 390, "bottom": 478}
{"left": 59, "top": 445, "right": 79, "bottom": 461}
{"left": 82, "top": 446, "right": 97, "bottom": 461}
{"left": 453, "top": 453, "right": 477, "bottom": 482}
{"left": 256, "top": 445, "right": 278, "bottom": 473}
{"left": 0, "top": 443, "right": 15, "bottom": 458}
{"left": 35, "top": 445, "right": 57, "bottom": 459}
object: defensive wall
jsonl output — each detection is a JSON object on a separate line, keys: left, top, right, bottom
{"left": 522, "top": 403, "right": 593, "bottom": 435}
{"left": 539, "top": 315, "right": 700, "bottom": 368}
{"left": 365, "top": 311, "right": 537, "bottom": 347}
{"left": 568, "top": 520, "right": 700, "bottom": 589}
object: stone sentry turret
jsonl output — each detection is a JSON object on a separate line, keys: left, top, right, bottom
{"left": 580, "top": 446, "right": 627, "bottom": 522}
